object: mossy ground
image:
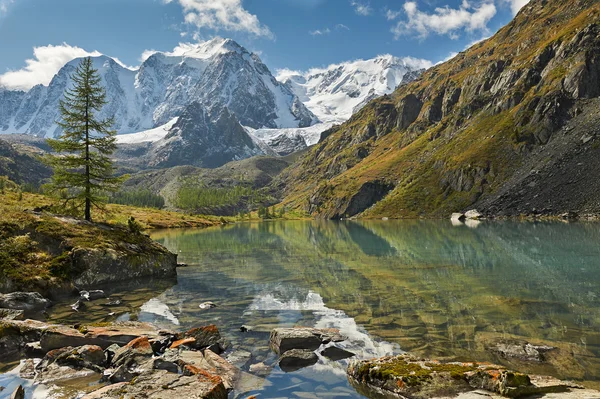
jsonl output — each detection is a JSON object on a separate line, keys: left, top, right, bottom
{"left": 0, "top": 184, "right": 221, "bottom": 292}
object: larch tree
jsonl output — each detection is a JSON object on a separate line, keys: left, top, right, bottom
{"left": 45, "top": 57, "right": 126, "bottom": 221}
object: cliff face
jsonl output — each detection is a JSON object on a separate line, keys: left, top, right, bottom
{"left": 277, "top": 0, "right": 600, "bottom": 218}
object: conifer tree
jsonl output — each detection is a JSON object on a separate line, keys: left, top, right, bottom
{"left": 45, "top": 57, "right": 126, "bottom": 221}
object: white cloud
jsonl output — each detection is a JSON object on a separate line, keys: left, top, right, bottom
{"left": 0, "top": 0, "right": 14, "bottom": 16}
{"left": 351, "top": 1, "right": 371, "bottom": 16}
{"left": 503, "top": 0, "right": 529, "bottom": 14}
{"left": 336, "top": 24, "right": 350, "bottom": 31}
{"left": 386, "top": 9, "right": 402, "bottom": 20}
{"left": 164, "top": 0, "right": 273, "bottom": 39}
{"left": 309, "top": 28, "right": 331, "bottom": 36}
{"left": 0, "top": 43, "right": 102, "bottom": 91}
{"left": 390, "top": 0, "right": 496, "bottom": 39}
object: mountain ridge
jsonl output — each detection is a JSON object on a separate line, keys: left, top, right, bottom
{"left": 275, "top": 0, "right": 600, "bottom": 219}
{"left": 0, "top": 38, "right": 316, "bottom": 137}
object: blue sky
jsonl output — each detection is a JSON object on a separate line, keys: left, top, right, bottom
{"left": 0, "top": 0, "right": 528, "bottom": 90}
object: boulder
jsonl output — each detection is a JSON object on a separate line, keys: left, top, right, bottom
{"left": 179, "top": 325, "right": 222, "bottom": 350}
{"left": 0, "top": 292, "right": 51, "bottom": 311}
{"left": 0, "top": 308, "right": 24, "bottom": 320}
{"left": 464, "top": 209, "right": 482, "bottom": 220}
{"left": 269, "top": 327, "right": 346, "bottom": 354}
{"left": 104, "top": 343, "right": 121, "bottom": 365}
{"left": 279, "top": 349, "right": 319, "bottom": 372}
{"left": 83, "top": 369, "right": 228, "bottom": 399}
{"left": 203, "top": 349, "right": 240, "bottom": 390}
{"left": 111, "top": 336, "right": 154, "bottom": 367}
{"left": 37, "top": 344, "right": 106, "bottom": 374}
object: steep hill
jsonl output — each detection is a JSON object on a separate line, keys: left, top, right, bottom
{"left": 248, "top": 56, "right": 427, "bottom": 154}
{"left": 276, "top": 0, "right": 600, "bottom": 219}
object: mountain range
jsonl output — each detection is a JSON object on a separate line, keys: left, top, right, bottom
{"left": 0, "top": 39, "right": 425, "bottom": 165}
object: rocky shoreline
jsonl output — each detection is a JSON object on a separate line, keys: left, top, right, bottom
{"left": 1, "top": 315, "right": 599, "bottom": 399}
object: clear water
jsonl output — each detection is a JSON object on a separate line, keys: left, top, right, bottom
{"left": 6, "top": 220, "right": 600, "bottom": 398}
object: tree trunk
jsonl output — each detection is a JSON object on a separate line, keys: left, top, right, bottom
{"left": 85, "top": 93, "right": 91, "bottom": 222}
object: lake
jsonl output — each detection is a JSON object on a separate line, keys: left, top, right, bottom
{"left": 5, "top": 220, "right": 600, "bottom": 398}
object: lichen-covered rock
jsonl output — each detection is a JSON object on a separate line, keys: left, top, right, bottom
{"left": 178, "top": 325, "right": 222, "bottom": 350}
{"left": 349, "top": 355, "right": 580, "bottom": 399}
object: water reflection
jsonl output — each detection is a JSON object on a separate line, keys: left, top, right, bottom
{"left": 151, "top": 220, "right": 600, "bottom": 390}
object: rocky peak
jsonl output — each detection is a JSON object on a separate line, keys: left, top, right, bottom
{"left": 277, "top": 0, "right": 600, "bottom": 219}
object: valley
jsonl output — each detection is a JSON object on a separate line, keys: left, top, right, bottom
{"left": 1, "top": 0, "right": 600, "bottom": 398}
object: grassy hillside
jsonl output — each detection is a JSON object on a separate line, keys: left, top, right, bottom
{"left": 122, "top": 156, "right": 290, "bottom": 216}
{"left": 277, "top": 0, "right": 600, "bottom": 219}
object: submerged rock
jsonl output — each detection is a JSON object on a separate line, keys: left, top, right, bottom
{"left": 491, "top": 341, "right": 556, "bottom": 363}
{"left": 279, "top": 349, "right": 319, "bottom": 372}
{"left": 321, "top": 346, "right": 355, "bottom": 361}
{"left": 0, "top": 292, "right": 51, "bottom": 311}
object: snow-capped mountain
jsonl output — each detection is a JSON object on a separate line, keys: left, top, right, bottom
{"left": 0, "top": 38, "right": 316, "bottom": 138}
{"left": 277, "top": 55, "right": 429, "bottom": 125}
{"left": 247, "top": 55, "right": 428, "bottom": 154}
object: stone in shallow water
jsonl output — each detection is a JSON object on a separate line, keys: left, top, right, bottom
{"left": 279, "top": 349, "right": 319, "bottom": 373}
{"left": 269, "top": 327, "right": 346, "bottom": 354}
{"left": 320, "top": 346, "right": 355, "bottom": 361}
{"left": 179, "top": 325, "right": 222, "bottom": 350}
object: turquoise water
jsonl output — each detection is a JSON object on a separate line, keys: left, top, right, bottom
{"left": 147, "top": 220, "right": 600, "bottom": 396}
{"left": 9, "top": 220, "right": 600, "bottom": 398}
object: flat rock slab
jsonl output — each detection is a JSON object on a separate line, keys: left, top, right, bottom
{"left": 270, "top": 327, "right": 346, "bottom": 354}
{"left": 0, "top": 319, "right": 169, "bottom": 354}
{"left": 82, "top": 369, "right": 228, "bottom": 399}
